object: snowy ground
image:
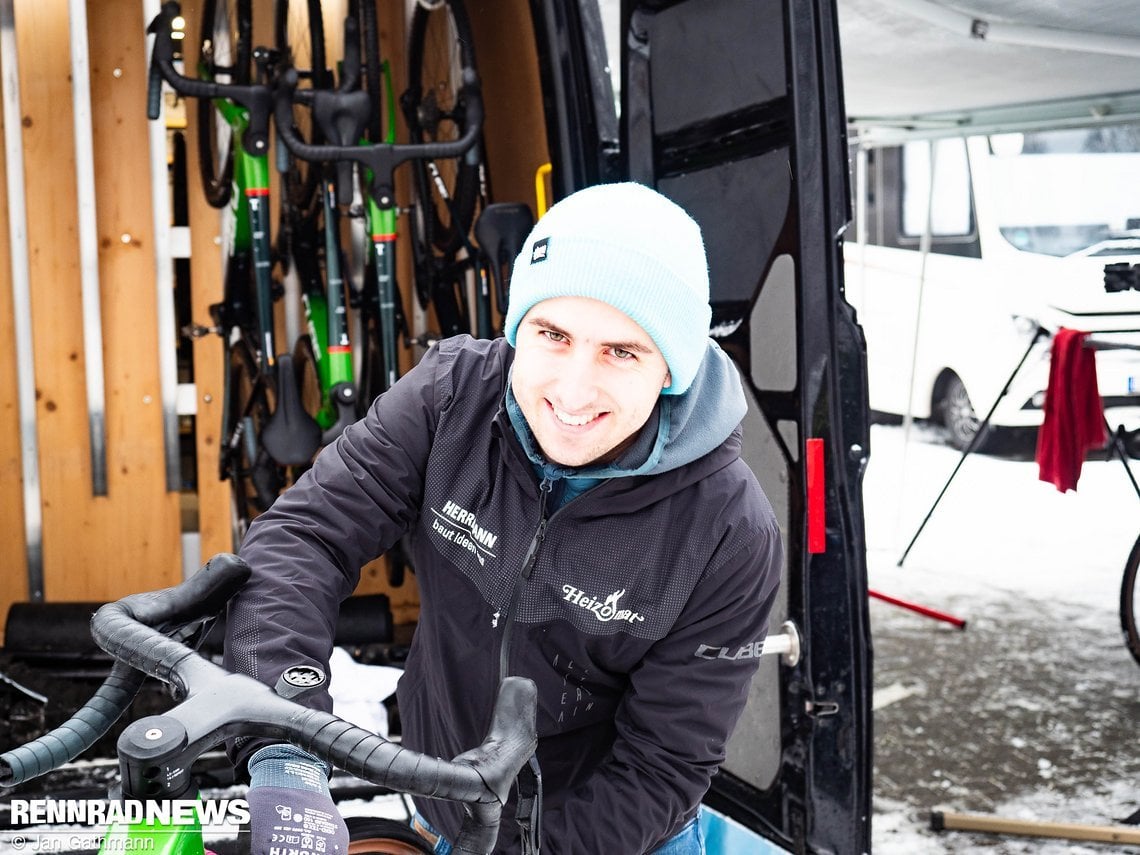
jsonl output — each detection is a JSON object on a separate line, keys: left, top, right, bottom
{"left": 864, "top": 422, "right": 1140, "bottom": 853}
{"left": 2, "top": 420, "right": 1136, "bottom": 855}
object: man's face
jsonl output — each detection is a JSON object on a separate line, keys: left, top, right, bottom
{"left": 511, "top": 296, "right": 671, "bottom": 467}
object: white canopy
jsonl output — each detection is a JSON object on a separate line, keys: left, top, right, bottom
{"left": 839, "top": 0, "right": 1140, "bottom": 143}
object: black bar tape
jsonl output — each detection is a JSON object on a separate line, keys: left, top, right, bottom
{"left": 290, "top": 709, "right": 487, "bottom": 802}
{"left": 89, "top": 554, "right": 250, "bottom": 691}
{"left": 147, "top": 61, "right": 163, "bottom": 121}
{"left": 0, "top": 662, "right": 144, "bottom": 786}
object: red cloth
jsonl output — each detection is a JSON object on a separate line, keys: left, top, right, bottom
{"left": 1036, "top": 328, "right": 1107, "bottom": 492}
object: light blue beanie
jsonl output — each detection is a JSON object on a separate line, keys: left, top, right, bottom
{"left": 503, "top": 182, "right": 712, "bottom": 396}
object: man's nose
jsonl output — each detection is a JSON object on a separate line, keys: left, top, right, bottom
{"left": 553, "top": 350, "right": 601, "bottom": 409}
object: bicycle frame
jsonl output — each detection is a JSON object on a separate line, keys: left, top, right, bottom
{"left": 204, "top": 73, "right": 277, "bottom": 379}
{"left": 368, "top": 60, "right": 402, "bottom": 395}
{"left": 299, "top": 178, "right": 358, "bottom": 436}
{"left": 97, "top": 805, "right": 209, "bottom": 855}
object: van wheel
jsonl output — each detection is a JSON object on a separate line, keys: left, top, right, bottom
{"left": 937, "top": 374, "right": 982, "bottom": 450}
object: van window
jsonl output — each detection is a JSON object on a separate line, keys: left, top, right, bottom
{"left": 989, "top": 123, "right": 1140, "bottom": 257}
{"left": 900, "top": 138, "right": 972, "bottom": 237}
{"left": 594, "top": 0, "right": 622, "bottom": 116}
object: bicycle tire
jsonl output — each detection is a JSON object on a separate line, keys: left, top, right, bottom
{"left": 354, "top": 0, "right": 383, "bottom": 144}
{"left": 406, "top": 0, "right": 483, "bottom": 309}
{"left": 346, "top": 817, "right": 434, "bottom": 855}
{"left": 276, "top": 0, "right": 328, "bottom": 215}
{"left": 1120, "top": 532, "right": 1140, "bottom": 666}
{"left": 357, "top": 292, "right": 386, "bottom": 416}
{"left": 225, "top": 339, "right": 281, "bottom": 545}
{"left": 197, "top": 0, "right": 252, "bottom": 208}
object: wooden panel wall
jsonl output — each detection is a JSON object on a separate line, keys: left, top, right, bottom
{"left": 0, "top": 24, "right": 29, "bottom": 627}
{"left": 0, "top": 0, "right": 181, "bottom": 636}
{"left": 0, "top": 0, "right": 553, "bottom": 638}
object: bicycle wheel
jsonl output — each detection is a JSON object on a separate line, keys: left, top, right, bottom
{"left": 225, "top": 340, "right": 282, "bottom": 545}
{"left": 1120, "top": 532, "right": 1140, "bottom": 667}
{"left": 197, "top": 0, "right": 252, "bottom": 208}
{"left": 406, "top": 0, "right": 483, "bottom": 308}
{"left": 346, "top": 817, "right": 434, "bottom": 855}
{"left": 276, "top": 0, "right": 327, "bottom": 214}
{"left": 357, "top": 294, "right": 386, "bottom": 417}
{"left": 353, "top": 0, "right": 384, "bottom": 143}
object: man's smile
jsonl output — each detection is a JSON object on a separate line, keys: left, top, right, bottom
{"left": 548, "top": 400, "right": 606, "bottom": 428}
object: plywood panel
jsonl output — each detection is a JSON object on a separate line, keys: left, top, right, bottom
{"left": 17, "top": 0, "right": 181, "bottom": 603}
{"left": 88, "top": 0, "right": 182, "bottom": 592}
{"left": 0, "top": 23, "right": 30, "bottom": 636}
{"left": 18, "top": 0, "right": 90, "bottom": 596}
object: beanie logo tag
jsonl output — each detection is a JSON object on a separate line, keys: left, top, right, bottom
{"left": 530, "top": 237, "right": 550, "bottom": 265}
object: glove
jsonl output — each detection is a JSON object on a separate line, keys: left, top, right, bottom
{"left": 246, "top": 744, "right": 350, "bottom": 855}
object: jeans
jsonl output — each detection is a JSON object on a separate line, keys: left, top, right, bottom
{"left": 412, "top": 812, "right": 704, "bottom": 854}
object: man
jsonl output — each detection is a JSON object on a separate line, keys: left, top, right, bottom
{"left": 225, "top": 182, "right": 783, "bottom": 854}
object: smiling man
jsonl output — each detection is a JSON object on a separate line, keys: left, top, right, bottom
{"left": 226, "top": 182, "right": 783, "bottom": 855}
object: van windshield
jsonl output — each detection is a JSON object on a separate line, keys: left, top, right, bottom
{"left": 989, "top": 124, "right": 1140, "bottom": 257}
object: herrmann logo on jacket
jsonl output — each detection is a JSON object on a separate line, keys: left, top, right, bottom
{"left": 429, "top": 499, "right": 499, "bottom": 566}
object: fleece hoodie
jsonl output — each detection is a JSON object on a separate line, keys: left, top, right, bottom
{"left": 225, "top": 335, "right": 783, "bottom": 854}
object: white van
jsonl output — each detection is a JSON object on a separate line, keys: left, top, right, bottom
{"left": 845, "top": 124, "right": 1140, "bottom": 448}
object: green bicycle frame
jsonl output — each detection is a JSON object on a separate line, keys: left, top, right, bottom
{"left": 215, "top": 98, "right": 277, "bottom": 378}
{"left": 302, "top": 179, "right": 357, "bottom": 432}
{"left": 370, "top": 59, "right": 401, "bottom": 394}
{"left": 97, "top": 802, "right": 205, "bottom": 855}
{"left": 369, "top": 193, "right": 400, "bottom": 394}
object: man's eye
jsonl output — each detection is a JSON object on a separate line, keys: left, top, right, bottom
{"left": 543, "top": 330, "right": 566, "bottom": 343}
{"left": 611, "top": 348, "right": 635, "bottom": 361}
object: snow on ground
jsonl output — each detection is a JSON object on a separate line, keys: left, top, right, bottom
{"left": 864, "top": 422, "right": 1140, "bottom": 853}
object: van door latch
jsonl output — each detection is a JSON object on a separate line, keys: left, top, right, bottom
{"left": 805, "top": 699, "right": 840, "bottom": 717}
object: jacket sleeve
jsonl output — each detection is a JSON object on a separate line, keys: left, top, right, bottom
{"left": 540, "top": 518, "right": 783, "bottom": 855}
{"left": 222, "top": 344, "right": 444, "bottom": 769}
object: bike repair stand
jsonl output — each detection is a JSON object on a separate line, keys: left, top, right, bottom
{"left": 897, "top": 322, "right": 1050, "bottom": 568}
{"left": 868, "top": 323, "right": 1051, "bottom": 630}
{"left": 1084, "top": 337, "right": 1140, "bottom": 503}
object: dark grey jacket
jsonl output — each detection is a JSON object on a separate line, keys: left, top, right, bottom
{"left": 225, "top": 336, "right": 782, "bottom": 854}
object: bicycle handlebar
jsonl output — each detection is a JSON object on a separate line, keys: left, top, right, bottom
{"left": 0, "top": 555, "right": 247, "bottom": 788}
{"left": 89, "top": 552, "right": 253, "bottom": 693}
{"left": 0, "top": 662, "right": 145, "bottom": 787}
{"left": 147, "top": 2, "right": 273, "bottom": 157}
{"left": 2, "top": 554, "right": 537, "bottom": 855}
{"left": 274, "top": 65, "right": 484, "bottom": 209}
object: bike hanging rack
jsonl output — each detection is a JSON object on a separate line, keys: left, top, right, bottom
{"left": 69, "top": 0, "right": 110, "bottom": 496}
{"left": 143, "top": 0, "right": 182, "bottom": 494}
{"left": 1, "top": 0, "right": 45, "bottom": 601}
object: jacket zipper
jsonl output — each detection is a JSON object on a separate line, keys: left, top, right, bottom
{"left": 498, "top": 478, "right": 551, "bottom": 682}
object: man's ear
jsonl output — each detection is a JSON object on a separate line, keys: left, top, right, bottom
{"left": 663, "top": 371, "right": 672, "bottom": 390}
